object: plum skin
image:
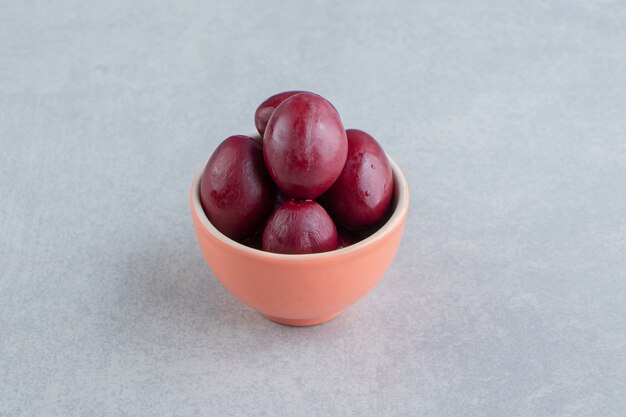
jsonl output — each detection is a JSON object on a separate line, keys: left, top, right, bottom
{"left": 200, "top": 135, "right": 276, "bottom": 241}
{"left": 263, "top": 92, "right": 348, "bottom": 199}
{"left": 320, "top": 129, "right": 393, "bottom": 231}
{"left": 254, "top": 91, "right": 303, "bottom": 137}
{"left": 262, "top": 200, "right": 338, "bottom": 254}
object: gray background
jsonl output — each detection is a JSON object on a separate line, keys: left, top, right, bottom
{"left": 1, "top": 0, "right": 625, "bottom": 416}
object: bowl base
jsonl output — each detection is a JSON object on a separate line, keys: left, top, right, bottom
{"left": 262, "top": 311, "right": 343, "bottom": 327}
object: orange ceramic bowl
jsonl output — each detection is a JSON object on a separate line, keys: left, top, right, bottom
{"left": 190, "top": 155, "right": 409, "bottom": 326}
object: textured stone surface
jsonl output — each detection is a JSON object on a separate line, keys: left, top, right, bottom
{"left": 1, "top": 1, "right": 625, "bottom": 416}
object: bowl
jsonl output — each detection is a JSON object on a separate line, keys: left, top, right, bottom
{"left": 190, "top": 155, "right": 409, "bottom": 326}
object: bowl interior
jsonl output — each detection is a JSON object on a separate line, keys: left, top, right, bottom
{"left": 192, "top": 155, "right": 409, "bottom": 260}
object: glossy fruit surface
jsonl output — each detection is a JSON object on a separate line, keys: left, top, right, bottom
{"left": 200, "top": 135, "right": 276, "bottom": 240}
{"left": 254, "top": 91, "right": 303, "bottom": 137}
{"left": 321, "top": 129, "right": 393, "bottom": 231}
{"left": 263, "top": 92, "right": 347, "bottom": 199}
{"left": 262, "top": 200, "right": 338, "bottom": 254}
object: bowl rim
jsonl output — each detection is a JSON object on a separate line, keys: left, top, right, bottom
{"left": 191, "top": 154, "right": 409, "bottom": 261}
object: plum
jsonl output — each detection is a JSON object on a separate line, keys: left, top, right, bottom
{"left": 263, "top": 92, "right": 347, "bottom": 199}
{"left": 200, "top": 135, "right": 276, "bottom": 241}
{"left": 254, "top": 91, "right": 304, "bottom": 137}
{"left": 262, "top": 200, "right": 338, "bottom": 254}
{"left": 320, "top": 129, "right": 393, "bottom": 231}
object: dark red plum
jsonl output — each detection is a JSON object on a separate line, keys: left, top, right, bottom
{"left": 254, "top": 91, "right": 303, "bottom": 137}
{"left": 263, "top": 92, "right": 348, "bottom": 199}
{"left": 200, "top": 135, "right": 276, "bottom": 241}
{"left": 321, "top": 129, "right": 393, "bottom": 231}
{"left": 262, "top": 200, "right": 338, "bottom": 254}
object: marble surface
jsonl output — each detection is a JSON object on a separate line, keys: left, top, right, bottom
{"left": 1, "top": 1, "right": 625, "bottom": 415}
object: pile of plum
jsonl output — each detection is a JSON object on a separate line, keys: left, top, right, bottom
{"left": 200, "top": 91, "right": 394, "bottom": 254}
